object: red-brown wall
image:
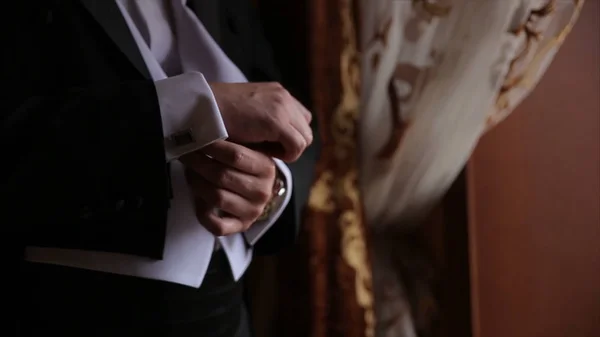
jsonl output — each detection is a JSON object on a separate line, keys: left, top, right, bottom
{"left": 468, "top": 2, "right": 600, "bottom": 337}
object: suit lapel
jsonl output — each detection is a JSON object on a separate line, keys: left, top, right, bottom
{"left": 80, "top": 0, "right": 151, "bottom": 79}
{"left": 187, "top": 0, "right": 223, "bottom": 46}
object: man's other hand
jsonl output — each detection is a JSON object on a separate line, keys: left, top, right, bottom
{"left": 209, "top": 82, "right": 313, "bottom": 163}
{"left": 181, "top": 140, "right": 276, "bottom": 236}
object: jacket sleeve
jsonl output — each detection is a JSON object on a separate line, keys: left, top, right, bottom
{"left": 0, "top": 2, "right": 173, "bottom": 258}
{"left": 1, "top": 82, "right": 171, "bottom": 258}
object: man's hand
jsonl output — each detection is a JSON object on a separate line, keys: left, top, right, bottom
{"left": 181, "top": 140, "right": 276, "bottom": 236}
{"left": 209, "top": 82, "right": 313, "bottom": 163}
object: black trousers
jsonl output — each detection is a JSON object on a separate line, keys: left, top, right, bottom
{"left": 18, "top": 250, "right": 251, "bottom": 337}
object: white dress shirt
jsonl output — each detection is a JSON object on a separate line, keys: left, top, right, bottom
{"left": 24, "top": 0, "right": 292, "bottom": 288}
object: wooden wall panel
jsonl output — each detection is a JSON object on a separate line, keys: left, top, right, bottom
{"left": 467, "top": 2, "right": 600, "bottom": 337}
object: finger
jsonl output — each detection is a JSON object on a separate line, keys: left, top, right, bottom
{"left": 276, "top": 126, "right": 306, "bottom": 162}
{"left": 285, "top": 98, "right": 313, "bottom": 150}
{"left": 193, "top": 198, "right": 245, "bottom": 236}
{"left": 201, "top": 140, "right": 275, "bottom": 177}
{"left": 185, "top": 170, "right": 264, "bottom": 222}
{"left": 294, "top": 97, "right": 313, "bottom": 123}
{"left": 182, "top": 152, "right": 273, "bottom": 204}
{"left": 182, "top": 147, "right": 274, "bottom": 182}
{"left": 290, "top": 109, "right": 313, "bottom": 148}
{"left": 197, "top": 158, "right": 272, "bottom": 203}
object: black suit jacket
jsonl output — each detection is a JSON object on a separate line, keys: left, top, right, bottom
{"left": 1, "top": 0, "right": 314, "bottom": 262}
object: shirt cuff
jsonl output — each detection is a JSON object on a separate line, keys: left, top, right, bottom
{"left": 243, "top": 159, "right": 293, "bottom": 246}
{"left": 155, "top": 72, "right": 228, "bottom": 162}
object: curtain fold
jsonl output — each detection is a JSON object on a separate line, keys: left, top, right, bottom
{"left": 360, "top": 0, "right": 585, "bottom": 230}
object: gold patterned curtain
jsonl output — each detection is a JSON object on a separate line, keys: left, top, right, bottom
{"left": 264, "top": 1, "right": 585, "bottom": 337}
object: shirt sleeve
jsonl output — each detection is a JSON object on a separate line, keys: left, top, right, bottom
{"left": 243, "top": 159, "right": 293, "bottom": 246}
{"left": 154, "top": 71, "right": 228, "bottom": 162}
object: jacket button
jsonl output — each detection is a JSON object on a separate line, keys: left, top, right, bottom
{"left": 227, "top": 16, "right": 239, "bottom": 35}
{"left": 115, "top": 199, "right": 125, "bottom": 211}
{"left": 80, "top": 206, "right": 93, "bottom": 219}
{"left": 135, "top": 196, "right": 144, "bottom": 209}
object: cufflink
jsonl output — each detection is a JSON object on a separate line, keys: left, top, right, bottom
{"left": 168, "top": 129, "right": 195, "bottom": 147}
{"left": 257, "top": 176, "right": 286, "bottom": 222}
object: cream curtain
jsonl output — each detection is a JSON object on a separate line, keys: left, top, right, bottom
{"left": 357, "top": 0, "right": 584, "bottom": 336}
